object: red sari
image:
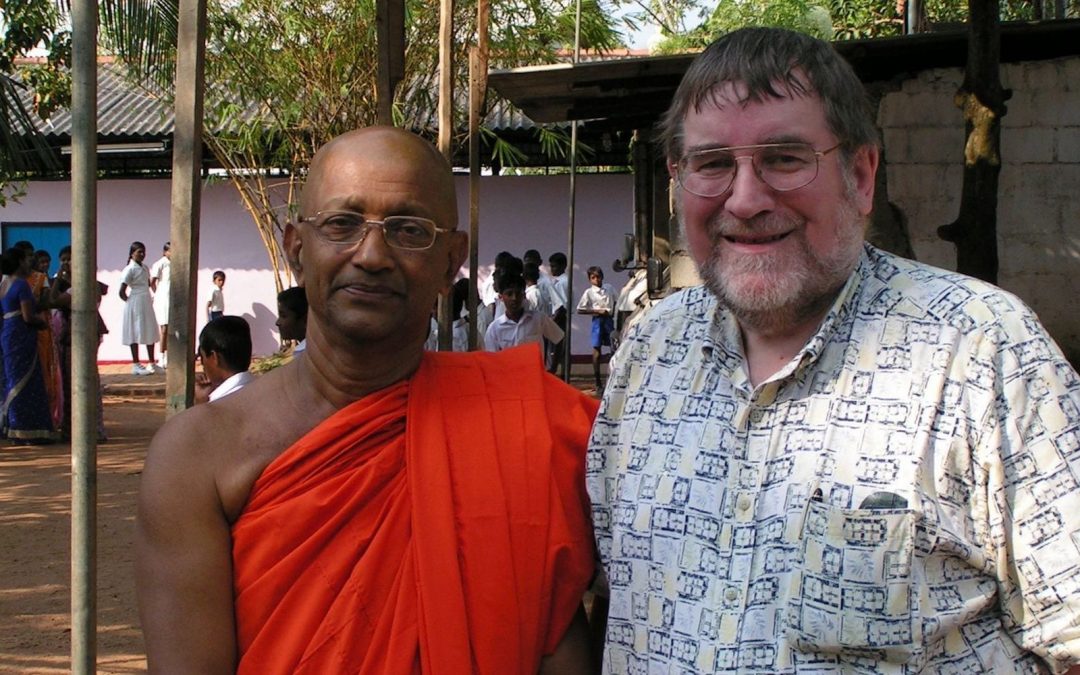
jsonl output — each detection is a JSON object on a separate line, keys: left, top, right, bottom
{"left": 232, "top": 346, "right": 598, "bottom": 674}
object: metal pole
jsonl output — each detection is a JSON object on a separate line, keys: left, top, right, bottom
{"left": 70, "top": 1, "right": 98, "bottom": 671}
{"left": 166, "top": 0, "right": 208, "bottom": 416}
{"left": 562, "top": 0, "right": 583, "bottom": 381}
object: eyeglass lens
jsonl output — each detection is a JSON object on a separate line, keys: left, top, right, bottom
{"left": 679, "top": 144, "right": 823, "bottom": 197}
{"left": 315, "top": 212, "right": 437, "bottom": 250}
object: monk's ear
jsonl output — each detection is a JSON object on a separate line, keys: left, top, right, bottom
{"left": 284, "top": 222, "right": 304, "bottom": 286}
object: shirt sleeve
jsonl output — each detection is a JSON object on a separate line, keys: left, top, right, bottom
{"left": 120, "top": 264, "right": 136, "bottom": 286}
{"left": 976, "top": 307, "right": 1080, "bottom": 670}
{"left": 483, "top": 323, "right": 497, "bottom": 352}
{"left": 541, "top": 315, "right": 564, "bottom": 344}
{"left": 576, "top": 288, "right": 590, "bottom": 312}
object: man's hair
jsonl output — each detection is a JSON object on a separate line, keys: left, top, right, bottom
{"left": 587, "top": 266, "right": 604, "bottom": 279}
{"left": 494, "top": 267, "right": 525, "bottom": 294}
{"left": 199, "top": 316, "right": 252, "bottom": 373}
{"left": 277, "top": 286, "right": 308, "bottom": 316}
{"left": 659, "top": 27, "right": 878, "bottom": 163}
{"left": 1, "top": 247, "right": 27, "bottom": 275}
{"left": 163, "top": 241, "right": 171, "bottom": 252}
{"left": 213, "top": 270, "right": 226, "bottom": 281}
{"left": 523, "top": 262, "right": 540, "bottom": 283}
{"left": 494, "top": 251, "right": 518, "bottom": 270}
{"left": 523, "top": 249, "right": 542, "bottom": 265}
{"left": 35, "top": 249, "right": 50, "bottom": 262}
{"left": 548, "top": 252, "right": 567, "bottom": 267}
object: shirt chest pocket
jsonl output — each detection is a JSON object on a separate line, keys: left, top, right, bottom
{"left": 784, "top": 501, "right": 925, "bottom": 664}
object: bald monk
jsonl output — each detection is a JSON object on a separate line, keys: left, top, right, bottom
{"left": 136, "top": 127, "right": 598, "bottom": 674}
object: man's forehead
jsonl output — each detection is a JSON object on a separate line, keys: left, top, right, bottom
{"left": 700, "top": 75, "right": 817, "bottom": 112}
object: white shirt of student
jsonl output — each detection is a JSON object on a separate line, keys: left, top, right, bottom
{"left": 576, "top": 282, "right": 616, "bottom": 314}
{"left": 208, "top": 371, "right": 255, "bottom": 402}
{"left": 483, "top": 310, "right": 563, "bottom": 352}
{"left": 525, "top": 283, "right": 552, "bottom": 317}
{"left": 548, "top": 273, "right": 569, "bottom": 312}
{"left": 208, "top": 287, "right": 225, "bottom": 313}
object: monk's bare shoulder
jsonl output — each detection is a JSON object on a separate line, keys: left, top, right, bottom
{"left": 145, "top": 360, "right": 326, "bottom": 522}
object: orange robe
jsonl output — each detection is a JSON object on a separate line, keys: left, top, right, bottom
{"left": 232, "top": 346, "right": 598, "bottom": 674}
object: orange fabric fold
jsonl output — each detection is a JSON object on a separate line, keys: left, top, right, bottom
{"left": 232, "top": 346, "right": 597, "bottom": 674}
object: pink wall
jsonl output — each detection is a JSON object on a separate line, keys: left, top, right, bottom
{"left": 1, "top": 173, "right": 635, "bottom": 360}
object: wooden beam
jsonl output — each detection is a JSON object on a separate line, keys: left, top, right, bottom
{"left": 165, "top": 0, "right": 207, "bottom": 416}
{"left": 376, "top": 0, "right": 405, "bottom": 126}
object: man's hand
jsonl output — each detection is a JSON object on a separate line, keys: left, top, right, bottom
{"left": 194, "top": 373, "right": 215, "bottom": 405}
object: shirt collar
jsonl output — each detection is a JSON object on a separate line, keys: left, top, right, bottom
{"left": 704, "top": 245, "right": 870, "bottom": 388}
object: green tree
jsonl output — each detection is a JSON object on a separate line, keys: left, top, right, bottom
{"left": 3, "top": 0, "right": 621, "bottom": 282}
{"left": 613, "top": 0, "right": 1042, "bottom": 51}
{"left": 0, "top": 0, "right": 70, "bottom": 205}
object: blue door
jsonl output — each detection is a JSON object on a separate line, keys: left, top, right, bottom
{"left": 0, "top": 222, "right": 72, "bottom": 277}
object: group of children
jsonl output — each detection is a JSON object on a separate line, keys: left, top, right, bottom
{"left": 119, "top": 239, "right": 227, "bottom": 376}
{"left": 117, "top": 241, "right": 618, "bottom": 395}
{"left": 425, "top": 249, "right": 617, "bottom": 391}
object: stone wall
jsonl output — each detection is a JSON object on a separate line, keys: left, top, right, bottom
{"left": 879, "top": 56, "right": 1080, "bottom": 363}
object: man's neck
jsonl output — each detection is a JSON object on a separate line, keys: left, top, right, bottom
{"left": 737, "top": 302, "right": 833, "bottom": 388}
{"left": 299, "top": 326, "right": 425, "bottom": 411}
{"left": 505, "top": 308, "right": 525, "bottom": 322}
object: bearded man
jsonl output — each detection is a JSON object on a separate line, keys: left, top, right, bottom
{"left": 587, "top": 27, "right": 1080, "bottom": 674}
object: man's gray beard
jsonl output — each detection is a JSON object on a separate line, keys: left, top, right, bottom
{"left": 692, "top": 201, "right": 864, "bottom": 335}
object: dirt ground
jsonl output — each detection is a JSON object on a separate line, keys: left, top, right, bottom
{"left": 0, "top": 392, "right": 161, "bottom": 674}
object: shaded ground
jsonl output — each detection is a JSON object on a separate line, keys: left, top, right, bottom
{"left": 0, "top": 390, "right": 162, "bottom": 674}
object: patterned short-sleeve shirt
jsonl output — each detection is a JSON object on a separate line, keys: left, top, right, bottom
{"left": 587, "top": 245, "right": 1080, "bottom": 674}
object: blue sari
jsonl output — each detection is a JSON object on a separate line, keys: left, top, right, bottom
{"left": 1, "top": 278, "right": 54, "bottom": 440}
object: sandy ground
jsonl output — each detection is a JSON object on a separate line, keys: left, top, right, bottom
{"left": 0, "top": 390, "right": 161, "bottom": 674}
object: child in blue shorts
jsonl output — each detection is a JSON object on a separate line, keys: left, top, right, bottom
{"left": 576, "top": 266, "right": 616, "bottom": 391}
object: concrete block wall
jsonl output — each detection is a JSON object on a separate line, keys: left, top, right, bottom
{"left": 879, "top": 57, "right": 1080, "bottom": 363}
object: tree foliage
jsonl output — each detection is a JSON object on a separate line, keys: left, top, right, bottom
{"left": 104, "top": 0, "right": 623, "bottom": 288}
{"left": 612, "top": 0, "right": 1044, "bottom": 51}
{"left": 0, "top": 0, "right": 70, "bottom": 204}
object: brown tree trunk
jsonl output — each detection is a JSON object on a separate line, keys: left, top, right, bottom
{"left": 937, "top": 0, "right": 1006, "bottom": 283}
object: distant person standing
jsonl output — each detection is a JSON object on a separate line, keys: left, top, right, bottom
{"left": 207, "top": 270, "right": 226, "bottom": 321}
{"left": 276, "top": 286, "right": 308, "bottom": 354}
{"left": 575, "top": 266, "right": 615, "bottom": 391}
{"left": 523, "top": 249, "right": 555, "bottom": 300}
{"left": 524, "top": 262, "right": 553, "bottom": 317}
{"left": 1, "top": 247, "right": 54, "bottom": 441}
{"left": 547, "top": 252, "right": 569, "bottom": 376}
{"left": 484, "top": 270, "right": 563, "bottom": 353}
{"left": 194, "top": 315, "right": 255, "bottom": 404}
{"left": 119, "top": 241, "right": 159, "bottom": 376}
{"left": 149, "top": 242, "right": 171, "bottom": 368}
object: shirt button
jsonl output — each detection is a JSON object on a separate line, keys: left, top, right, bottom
{"left": 724, "top": 588, "right": 739, "bottom": 602}
{"left": 736, "top": 494, "right": 752, "bottom": 512}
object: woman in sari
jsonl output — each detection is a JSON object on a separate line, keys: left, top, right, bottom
{"left": 1, "top": 247, "right": 54, "bottom": 441}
